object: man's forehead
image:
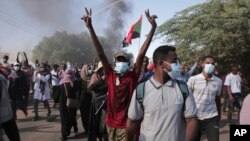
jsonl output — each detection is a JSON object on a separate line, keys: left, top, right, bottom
{"left": 204, "top": 57, "right": 215, "bottom": 63}
{"left": 116, "top": 56, "right": 128, "bottom": 62}
{"left": 232, "top": 67, "right": 238, "bottom": 70}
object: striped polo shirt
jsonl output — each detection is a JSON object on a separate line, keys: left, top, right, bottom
{"left": 187, "top": 73, "right": 222, "bottom": 120}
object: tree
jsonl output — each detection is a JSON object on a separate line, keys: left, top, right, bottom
{"left": 156, "top": 0, "right": 250, "bottom": 86}
{"left": 32, "top": 31, "right": 114, "bottom": 65}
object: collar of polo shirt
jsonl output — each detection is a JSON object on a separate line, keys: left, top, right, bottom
{"left": 201, "top": 73, "right": 215, "bottom": 80}
{"left": 150, "top": 77, "right": 174, "bottom": 89}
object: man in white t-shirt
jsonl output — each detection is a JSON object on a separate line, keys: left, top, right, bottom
{"left": 224, "top": 65, "right": 242, "bottom": 123}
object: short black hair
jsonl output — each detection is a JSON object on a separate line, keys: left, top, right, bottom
{"left": 52, "top": 64, "right": 59, "bottom": 69}
{"left": 153, "top": 45, "right": 176, "bottom": 65}
{"left": 231, "top": 64, "right": 238, "bottom": 69}
{"left": 202, "top": 55, "right": 216, "bottom": 62}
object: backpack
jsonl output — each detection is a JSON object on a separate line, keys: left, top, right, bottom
{"left": 136, "top": 79, "right": 189, "bottom": 113}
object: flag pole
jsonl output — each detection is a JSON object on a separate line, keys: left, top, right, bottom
{"left": 137, "top": 14, "right": 142, "bottom": 54}
{"left": 138, "top": 36, "right": 141, "bottom": 54}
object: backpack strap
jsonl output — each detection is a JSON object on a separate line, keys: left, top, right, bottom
{"left": 136, "top": 80, "right": 189, "bottom": 114}
{"left": 176, "top": 80, "right": 189, "bottom": 113}
{"left": 136, "top": 81, "right": 146, "bottom": 111}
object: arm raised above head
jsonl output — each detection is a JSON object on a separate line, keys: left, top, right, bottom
{"left": 134, "top": 9, "right": 157, "bottom": 75}
{"left": 82, "top": 8, "right": 111, "bottom": 73}
{"left": 23, "top": 52, "right": 29, "bottom": 65}
{"left": 16, "top": 52, "right": 20, "bottom": 64}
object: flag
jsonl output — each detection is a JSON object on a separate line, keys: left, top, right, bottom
{"left": 123, "top": 15, "right": 142, "bottom": 47}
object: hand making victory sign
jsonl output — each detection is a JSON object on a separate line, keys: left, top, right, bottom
{"left": 145, "top": 9, "right": 157, "bottom": 27}
{"left": 81, "top": 7, "right": 157, "bottom": 76}
{"left": 133, "top": 9, "right": 157, "bottom": 75}
{"left": 81, "top": 8, "right": 92, "bottom": 28}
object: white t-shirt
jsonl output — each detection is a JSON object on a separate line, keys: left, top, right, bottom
{"left": 224, "top": 73, "right": 242, "bottom": 93}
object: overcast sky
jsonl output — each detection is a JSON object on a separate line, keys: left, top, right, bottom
{"left": 0, "top": 0, "right": 207, "bottom": 58}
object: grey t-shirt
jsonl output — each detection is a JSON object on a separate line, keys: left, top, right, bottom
{"left": 128, "top": 77, "right": 197, "bottom": 141}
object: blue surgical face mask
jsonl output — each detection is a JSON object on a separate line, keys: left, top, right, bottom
{"left": 114, "top": 62, "right": 129, "bottom": 75}
{"left": 203, "top": 64, "right": 215, "bottom": 74}
{"left": 163, "top": 61, "right": 180, "bottom": 79}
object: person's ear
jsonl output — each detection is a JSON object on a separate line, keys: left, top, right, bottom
{"left": 159, "top": 60, "right": 165, "bottom": 68}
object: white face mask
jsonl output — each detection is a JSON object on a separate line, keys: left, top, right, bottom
{"left": 87, "top": 70, "right": 93, "bottom": 75}
{"left": 163, "top": 61, "right": 181, "bottom": 79}
{"left": 40, "top": 68, "right": 45, "bottom": 71}
{"left": 114, "top": 62, "right": 129, "bottom": 75}
{"left": 203, "top": 64, "right": 215, "bottom": 74}
{"left": 14, "top": 66, "right": 20, "bottom": 71}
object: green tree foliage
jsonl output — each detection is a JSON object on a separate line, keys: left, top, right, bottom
{"left": 157, "top": 0, "right": 250, "bottom": 84}
{"left": 32, "top": 31, "right": 114, "bottom": 65}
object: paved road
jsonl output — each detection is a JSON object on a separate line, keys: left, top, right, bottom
{"left": 3, "top": 100, "right": 87, "bottom": 141}
{"left": 3, "top": 100, "right": 237, "bottom": 141}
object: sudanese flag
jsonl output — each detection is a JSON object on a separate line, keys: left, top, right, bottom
{"left": 123, "top": 15, "right": 142, "bottom": 47}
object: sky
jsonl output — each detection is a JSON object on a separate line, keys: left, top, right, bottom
{"left": 0, "top": 0, "right": 207, "bottom": 59}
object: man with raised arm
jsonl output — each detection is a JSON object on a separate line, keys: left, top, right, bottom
{"left": 82, "top": 8, "right": 157, "bottom": 141}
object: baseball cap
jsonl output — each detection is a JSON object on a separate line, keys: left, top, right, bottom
{"left": 114, "top": 52, "right": 129, "bottom": 61}
{"left": 94, "top": 61, "right": 103, "bottom": 72}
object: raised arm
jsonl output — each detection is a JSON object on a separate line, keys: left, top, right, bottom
{"left": 187, "top": 62, "right": 197, "bottom": 76}
{"left": 82, "top": 8, "right": 111, "bottom": 73}
{"left": 16, "top": 52, "right": 20, "bottom": 64}
{"left": 23, "top": 52, "right": 29, "bottom": 65}
{"left": 134, "top": 10, "right": 157, "bottom": 75}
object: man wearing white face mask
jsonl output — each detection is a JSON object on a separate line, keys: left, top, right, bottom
{"left": 82, "top": 8, "right": 157, "bottom": 141}
{"left": 32, "top": 63, "right": 51, "bottom": 121}
{"left": 187, "top": 56, "right": 222, "bottom": 141}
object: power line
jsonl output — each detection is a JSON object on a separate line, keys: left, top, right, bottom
{"left": 0, "top": 11, "right": 42, "bottom": 37}
{"left": 93, "top": 0, "right": 124, "bottom": 16}
{"left": 0, "top": 10, "right": 42, "bottom": 33}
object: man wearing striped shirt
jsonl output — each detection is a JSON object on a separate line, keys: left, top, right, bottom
{"left": 187, "top": 56, "right": 222, "bottom": 141}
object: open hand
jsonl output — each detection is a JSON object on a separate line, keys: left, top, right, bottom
{"left": 145, "top": 9, "right": 157, "bottom": 28}
{"left": 81, "top": 8, "right": 92, "bottom": 28}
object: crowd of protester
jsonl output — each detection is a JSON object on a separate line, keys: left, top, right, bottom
{"left": 0, "top": 8, "right": 249, "bottom": 141}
